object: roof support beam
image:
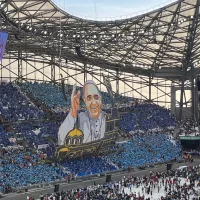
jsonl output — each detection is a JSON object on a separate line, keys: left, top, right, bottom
{"left": 179, "top": 0, "right": 199, "bottom": 121}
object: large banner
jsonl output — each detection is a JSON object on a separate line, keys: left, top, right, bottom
{"left": 57, "top": 80, "right": 120, "bottom": 158}
{"left": 0, "top": 32, "right": 8, "bottom": 61}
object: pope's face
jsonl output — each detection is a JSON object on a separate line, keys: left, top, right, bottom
{"left": 84, "top": 84, "right": 102, "bottom": 119}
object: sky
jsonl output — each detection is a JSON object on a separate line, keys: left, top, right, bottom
{"left": 52, "top": 0, "right": 177, "bottom": 20}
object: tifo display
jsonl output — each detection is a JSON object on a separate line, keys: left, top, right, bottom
{"left": 0, "top": 81, "right": 187, "bottom": 194}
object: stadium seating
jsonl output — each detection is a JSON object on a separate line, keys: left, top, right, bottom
{"left": 0, "top": 149, "right": 118, "bottom": 192}
{"left": 0, "top": 82, "right": 182, "bottom": 193}
{"left": 20, "top": 82, "right": 71, "bottom": 111}
{"left": 0, "top": 126, "right": 14, "bottom": 147}
{"left": 106, "top": 134, "right": 181, "bottom": 169}
{"left": 0, "top": 83, "right": 44, "bottom": 121}
{"left": 0, "top": 150, "right": 63, "bottom": 192}
{"left": 14, "top": 122, "right": 59, "bottom": 157}
{"left": 20, "top": 82, "right": 132, "bottom": 112}
{"left": 119, "top": 103, "right": 176, "bottom": 132}
{"left": 60, "top": 157, "right": 117, "bottom": 177}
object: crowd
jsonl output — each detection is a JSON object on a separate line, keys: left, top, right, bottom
{"left": 0, "top": 131, "right": 182, "bottom": 193}
{"left": 106, "top": 133, "right": 182, "bottom": 169}
{"left": 0, "top": 130, "right": 182, "bottom": 193}
{"left": 0, "top": 148, "right": 63, "bottom": 192}
{"left": 14, "top": 122, "right": 59, "bottom": 153}
{"left": 0, "top": 81, "right": 189, "bottom": 195}
{"left": 20, "top": 82, "right": 72, "bottom": 113}
{"left": 19, "top": 82, "right": 132, "bottom": 113}
{"left": 0, "top": 148, "right": 119, "bottom": 193}
{"left": 38, "top": 164, "right": 200, "bottom": 200}
{"left": 60, "top": 157, "right": 117, "bottom": 177}
{"left": 0, "top": 83, "right": 44, "bottom": 121}
{"left": 178, "top": 118, "right": 199, "bottom": 136}
{"left": 119, "top": 104, "right": 176, "bottom": 132}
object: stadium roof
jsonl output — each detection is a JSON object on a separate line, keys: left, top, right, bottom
{"left": 0, "top": 0, "right": 200, "bottom": 78}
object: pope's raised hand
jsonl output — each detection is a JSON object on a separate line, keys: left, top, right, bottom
{"left": 70, "top": 87, "right": 80, "bottom": 118}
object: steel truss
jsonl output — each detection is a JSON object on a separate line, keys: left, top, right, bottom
{"left": 0, "top": 0, "right": 200, "bottom": 110}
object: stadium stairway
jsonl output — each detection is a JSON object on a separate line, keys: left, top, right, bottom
{"left": 0, "top": 113, "right": 17, "bottom": 135}
{"left": 16, "top": 82, "right": 54, "bottom": 118}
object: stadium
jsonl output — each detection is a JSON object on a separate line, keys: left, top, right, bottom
{"left": 0, "top": 0, "right": 200, "bottom": 199}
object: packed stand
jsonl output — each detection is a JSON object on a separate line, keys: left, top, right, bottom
{"left": 0, "top": 82, "right": 185, "bottom": 194}
{"left": 0, "top": 83, "right": 44, "bottom": 121}
{"left": 20, "top": 82, "right": 71, "bottom": 114}
{"left": 178, "top": 118, "right": 199, "bottom": 136}
{"left": 0, "top": 148, "right": 118, "bottom": 193}
{"left": 19, "top": 82, "right": 132, "bottom": 113}
{"left": 39, "top": 164, "right": 200, "bottom": 200}
{"left": 106, "top": 133, "right": 182, "bottom": 169}
{"left": 0, "top": 125, "right": 15, "bottom": 147}
{"left": 60, "top": 157, "right": 117, "bottom": 177}
{"left": 119, "top": 104, "right": 176, "bottom": 133}
{"left": 14, "top": 122, "right": 60, "bottom": 157}
{"left": 0, "top": 149, "right": 64, "bottom": 193}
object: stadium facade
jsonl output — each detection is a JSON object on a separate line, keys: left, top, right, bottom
{"left": 0, "top": 0, "right": 199, "bottom": 120}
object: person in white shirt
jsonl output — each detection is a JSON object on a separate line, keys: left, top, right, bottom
{"left": 58, "top": 80, "right": 106, "bottom": 145}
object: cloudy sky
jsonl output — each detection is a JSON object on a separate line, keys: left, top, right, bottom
{"left": 52, "top": 0, "right": 177, "bottom": 19}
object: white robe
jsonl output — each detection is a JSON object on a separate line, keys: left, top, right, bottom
{"left": 58, "top": 111, "right": 106, "bottom": 145}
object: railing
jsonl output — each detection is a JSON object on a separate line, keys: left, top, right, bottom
{"left": 9, "top": 157, "right": 183, "bottom": 194}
